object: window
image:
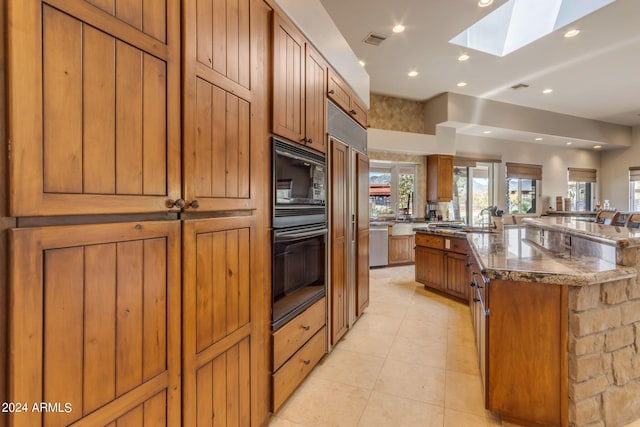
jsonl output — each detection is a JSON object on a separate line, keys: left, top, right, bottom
{"left": 506, "top": 163, "right": 541, "bottom": 214}
{"left": 451, "top": 159, "right": 494, "bottom": 225}
{"left": 567, "top": 168, "right": 596, "bottom": 211}
{"left": 369, "top": 163, "right": 416, "bottom": 218}
{"left": 630, "top": 167, "right": 640, "bottom": 211}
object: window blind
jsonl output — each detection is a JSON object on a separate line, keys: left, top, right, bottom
{"left": 568, "top": 168, "right": 596, "bottom": 183}
{"left": 454, "top": 156, "right": 502, "bottom": 167}
{"left": 630, "top": 167, "right": 640, "bottom": 182}
{"left": 506, "top": 162, "right": 542, "bottom": 180}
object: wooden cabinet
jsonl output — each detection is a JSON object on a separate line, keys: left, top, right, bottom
{"left": 356, "top": 152, "right": 370, "bottom": 316}
{"left": 388, "top": 234, "right": 415, "bottom": 265}
{"left": 6, "top": 1, "right": 272, "bottom": 426}
{"left": 328, "top": 68, "right": 368, "bottom": 129}
{"left": 415, "top": 233, "right": 471, "bottom": 301}
{"left": 8, "top": 1, "right": 181, "bottom": 216}
{"left": 469, "top": 260, "right": 488, "bottom": 403}
{"left": 273, "top": 13, "right": 327, "bottom": 153}
{"left": 427, "top": 155, "right": 454, "bottom": 203}
{"left": 487, "top": 280, "right": 568, "bottom": 427}
{"left": 272, "top": 298, "right": 327, "bottom": 412}
{"left": 415, "top": 246, "right": 445, "bottom": 290}
{"left": 9, "top": 221, "right": 181, "bottom": 427}
{"left": 330, "top": 141, "right": 349, "bottom": 344}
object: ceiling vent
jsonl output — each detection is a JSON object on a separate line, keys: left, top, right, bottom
{"left": 511, "top": 83, "right": 530, "bottom": 90}
{"left": 363, "top": 32, "right": 387, "bottom": 46}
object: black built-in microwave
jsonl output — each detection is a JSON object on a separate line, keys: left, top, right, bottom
{"left": 272, "top": 138, "right": 326, "bottom": 228}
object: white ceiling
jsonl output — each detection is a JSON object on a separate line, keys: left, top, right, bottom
{"left": 318, "top": 0, "right": 640, "bottom": 127}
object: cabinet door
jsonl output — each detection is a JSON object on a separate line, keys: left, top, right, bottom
{"left": 330, "top": 141, "right": 348, "bottom": 344}
{"left": 8, "top": 1, "right": 181, "bottom": 216}
{"left": 305, "top": 46, "right": 328, "bottom": 153}
{"left": 438, "top": 156, "right": 454, "bottom": 201}
{"left": 273, "top": 12, "right": 305, "bottom": 144}
{"left": 445, "top": 251, "right": 470, "bottom": 300}
{"left": 182, "top": 215, "right": 258, "bottom": 427}
{"left": 9, "top": 221, "right": 181, "bottom": 427}
{"left": 327, "top": 69, "right": 352, "bottom": 113}
{"left": 183, "top": 0, "right": 268, "bottom": 212}
{"left": 388, "top": 235, "right": 412, "bottom": 265}
{"left": 351, "top": 96, "right": 368, "bottom": 129}
{"left": 356, "top": 152, "right": 370, "bottom": 316}
{"left": 415, "top": 246, "right": 445, "bottom": 290}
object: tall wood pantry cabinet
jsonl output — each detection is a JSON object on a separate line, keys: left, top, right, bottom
{"left": 3, "top": 1, "right": 271, "bottom": 426}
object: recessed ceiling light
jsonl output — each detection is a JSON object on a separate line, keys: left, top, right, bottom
{"left": 478, "top": 0, "right": 494, "bottom": 7}
{"left": 535, "top": 137, "right": 543, "bottom": 141}
{"left": 594, "top": 145, "right": 602, "bottom": 149}
{"left": 408, "top": 71, "right": 418, "bottom": 77}
{"left": 457, "top": 81, "right": 467, "bottom": 87}
{"left": 564, "top": 29, "right": 581, "bottom": 38}
{"left": 392, "top": 24, "right": 406, "bottom": 33}
{"left": 458, "top": 54, "right": 470, "bottom": 61}
{"left": 542, "top": 88, "right": 553, "bottom": 94}
{"left": 566, "top": 141, "right": 573, "bottom": 145}
{"left": 483, "top": 130, "right": 492, "bottom": 134}
{"left": 359, "top": 60, "right": 366, "bottom": 67}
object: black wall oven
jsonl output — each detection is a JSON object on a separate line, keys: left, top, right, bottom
{"left": 272, "top": 137, "right": 327, "bottom": 331}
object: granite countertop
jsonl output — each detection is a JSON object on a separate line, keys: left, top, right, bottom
{"left": 522, "top": 217, "right": 640, "bottom": 249}
{"left": 467, "top": 227, "right": 637, "bottom": 285}
{"left": 413, "top": 226, "right": 468, "bottom": 237}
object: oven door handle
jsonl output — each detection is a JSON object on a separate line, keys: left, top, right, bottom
{"left": 274, "top": 228, "right": 328, "bottom": 242}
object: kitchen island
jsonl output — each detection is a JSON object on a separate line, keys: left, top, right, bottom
{"left": 463, "top": 218, "right": 640, "bottom": 427}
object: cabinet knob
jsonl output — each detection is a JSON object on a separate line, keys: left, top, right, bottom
{"left": 469, "top": 281, "right": 476, "bottom": 288}
{"left": 349, "top": 109, "right": 356, "bottom": 115}
{"left": 303, "top": 359, "right": 311, "bottom": 365}
{"left": 187, "top": 200, "right": 200, "bottom": 209}
{"left": 466, "top": 262, "right": 472, "bottom": 267}
{"left": 300, "top": 137, "right": 309, "bottom": 144}
{"left": 302, "top": 325, "right": 310, "bottom": 331}
{"left": 473, "top": 297, "right": 480, "bottom": 303}
{"left": 166, "top": 198, "right": 185, "bottom": 209}
{"left": 307, "top": 138, "right": 313, "bottom": 144}
{"left": 328, "top": 89, "right": 335, "bottom": 95}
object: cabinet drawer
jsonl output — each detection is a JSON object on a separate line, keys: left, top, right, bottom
{"left": 273, "top": 326, "right": 327, "bottom": 411}
{"left": 273, "top": 297, "right": 326, "bottom": 370}
{"left": 445, "top": 237, "right": 470, "bottom": 254}
{"left": 415, "top": 233, "right": 444, "bottom": 249}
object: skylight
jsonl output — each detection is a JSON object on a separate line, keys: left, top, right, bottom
{"left": 449, "top": 0, "right": 616, "bottom": 57}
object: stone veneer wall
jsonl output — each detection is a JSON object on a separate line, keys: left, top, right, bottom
{"left": 568, "top": 249, "right": 640, "bottom": 426}
{"left": 369, "top": 93, "right": 426, "bottom": 134}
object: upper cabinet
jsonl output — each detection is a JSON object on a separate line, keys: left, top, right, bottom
{"left": 427, "top": 155, "right": 454, "bottom": 203}
{"left": 7, "top": 1, "right": 181, "bottom": 216}
{"left": 273, "top": 13, "right": 327, "bottom": 154}
{"left": 327, "top": 69, "right": 368, "bottom": 129}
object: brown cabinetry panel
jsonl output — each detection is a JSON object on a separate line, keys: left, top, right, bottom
{"left": 305, "top": 46, "right": 328, "bottom": 153}
{"left": 356, "top": 152, "right": 370, "bottom": 316}
{"left": 388, "top": 234, "right": 414, "bottom": 265}
{"left": 415, "top": 246, "right": 445, "bottom": 290}
{"left": 9, "top": 221, "right": 181, "bottom": 427}
{"left": 273, "top": 13, "right": 305, "bottom": 143}
{"left": 445, "top": 251, "right": 469, "bottom": 299}
{"left": 8, "top": 1, "right": 181, "bottom": 216}
{"left": 182, "top": 215, "right": 257, "bottom": 427}
{"left": 195, "top": 338, "right": 251, "bottom": 427}
{"left": 427, "top": 155, "right": 454, "bottom": 203}
{"left": 330, "top": 141, "right": 348, "bottom": 344}
{"left": 327, "top": 68, "right": 368, "bottom": 129}
{"left": 488, "top": 280, "right": 567, "bottom": 427}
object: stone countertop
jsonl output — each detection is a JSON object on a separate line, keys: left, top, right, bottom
{"left": 467, "top": 227, "right": 636, "bottom": 285}
{"left": 413, "top": 226, "right": 468, "bottom": 237}
{"left": 522, "top": 217, "right": 640, "bottom": 249}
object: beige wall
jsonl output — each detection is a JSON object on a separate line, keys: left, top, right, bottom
{"left": 600, "top": 125, "right": 640, "bottom": 210}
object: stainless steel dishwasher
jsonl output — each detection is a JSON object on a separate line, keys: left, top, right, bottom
{"left": 369, "top": 225, "right": 389, "bottom": 267}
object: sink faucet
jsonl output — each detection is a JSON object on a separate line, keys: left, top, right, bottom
{"left": 479, "top": 206, "right": 494, "bottom": 230}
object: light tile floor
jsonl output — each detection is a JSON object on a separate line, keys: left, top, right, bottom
{"left": 269, "top": 265, "right": 502, "bottom": 427}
